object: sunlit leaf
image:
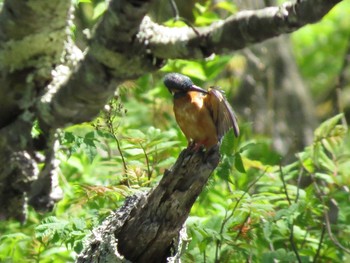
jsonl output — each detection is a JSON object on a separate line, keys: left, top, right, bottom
{"left": 92, "top": 1, "right": 107, "bottom": 20}
{"left": 214, "top": 1, "right": 237, "bottom": 14}
{"left": 315, "top": 172, "right": 334, "bottom": 184}
{"left": 234, "top": 153, "right": 246, "bottom": 173}
{"left": 314, "top": 113, "right": 343, "bottom": 140}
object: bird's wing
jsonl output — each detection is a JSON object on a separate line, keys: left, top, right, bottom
{"left": 205, "top": 87, "right": 240, "bottom": 139}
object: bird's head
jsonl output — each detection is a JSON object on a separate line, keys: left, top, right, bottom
{"left": 163, "top": 73, "right": 208, "bottom": 95}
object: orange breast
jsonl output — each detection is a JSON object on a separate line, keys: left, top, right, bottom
{"left": 174, "top": 92, "right": 218, "bottom": 149}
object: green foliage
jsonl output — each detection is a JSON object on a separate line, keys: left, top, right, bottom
{"left": 185, "top": 114, "right": 350, "bottom": 262}
{"left": 35, "top": 216, "right": 89, "bottom": 254}
{"left": 292, "top": 1, "right": 350, "bottom": 98}
{"left": 1, "top": 1, "right": 350, "bottom": 263}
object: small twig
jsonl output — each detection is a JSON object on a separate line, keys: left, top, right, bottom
{"left": 168, "top": 0, "right": 200, "bottom": 36}
{"left": 323, "top": 199, "right": 350, "bottom": 254}
{"left": 313, "top": 224, "right": 326, "bottom": 263}
{"left": 295, "top": 166, "right": 303, "bottom": 202}
{"left": 103, "top": 99, "right": 129, "bottom": 182}
{"left": 169, "top": 0, "right": 180, "bottom": 21}
{"left": 279, "top": 164, "right": 302, "bottom": 263}
{"left": 214, "top": 209, "right": 228, "bottom": 263}
{"left": 289, "top": 223, "right": 302, "bottom": 263}
{"left": 226, "top": 181, "right": 234, "bottom": 194}
{"left": 310, "top": 172, "right": 350, "bottom": 254}
{"left": 108, "top": 123, "right": 128, "bottom": 177}
{"left": 139, "top": 142, "right": 152, "bottom": 181}
{"left": 279, "top": 164, "right": 291, "bottom": 205}
{"left": 300, "top": 227, "right": 309, "bottom": 249}
{"left": 268, "top": 240, "right": 278, "bottom": 263}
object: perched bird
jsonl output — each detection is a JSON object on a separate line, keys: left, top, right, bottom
{"left": 164, "top": 73, "right": 239, "bottom": 150}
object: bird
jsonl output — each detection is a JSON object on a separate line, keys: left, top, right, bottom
{"left": 164, "top": 73, "right": 239, "bottom": 150}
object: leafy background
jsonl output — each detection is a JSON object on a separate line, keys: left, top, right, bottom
{"left": 1, "top": 0, "right": 350, "bottom": 262}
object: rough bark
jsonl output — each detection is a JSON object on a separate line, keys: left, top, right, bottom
{"left": 0, "top": 0, "right": 72, "bottom": 128}
{"left": 37, "top": 0, "right": 158, "bottom": 129}
{"left": 139, "top": 0, "right": 342, "bottom": 59}
{"left": 77, "top": 147, "right": 220, "bottom": 262}
{"left": 0, "top": 0, "right": 73, "bottom": 221}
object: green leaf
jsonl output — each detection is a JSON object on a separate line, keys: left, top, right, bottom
{"left": 322, "top": 125, "right": 347, "bottom": 153}
{"left": 31, "top": 119, "right": 42, "bottom": 138}
{"left": 220, "top": 129, "right": 235, "bottom": 155}
{"left": 314, "top": 113, "right": 343, "bottom": 140}
{"left": 205, "top": 55, "right": 232, "bottom": 79}
{"left": 315, "top": 172, "right": 334, "bottom": 184}
{"left": 216, "top": 156, "right": 233, "bottom": 183}
{"left": 126, "top": 129, "right": 146, "bottom": 139}
{"left": 181, "top": 63, "right": 207, "bottom": 80}
{"left": 84, "top": 144, "right": 97, "bottom": 163}
{"left": 273, "top": 203, "right": 300, "bottom": 222}
{"left": 273, "top": 248, "right": 296, "bottom": 262}
{"left": 157, "top": 157, "right": 177, "bottom": 167}
{"left": 63, "top": 131, "right": 76, "bottom": 144}
{"left": 123, "top": 148, "right": 144, "bottom": 156}
{"left": 148, "top": 141, "right": 179, "bottom": 154}
{"left": 35, "top": 216, "right": 69, "bottom": 243}
{"left": 263, "top": 221, "right": 272, "bottom": 242}
{"left": 234, "top": 153, "right": 246, "bottom": 173}
{"left": 92, "top": 2, "right": 107, "bottom": 20}
{"left": 214, "top": 1, "right": 237, "bottom": 14}
{"left": 316, "top": 147, "right": 335, "bottom": 172}
{"left": 0, "top": 233, "right": 30, "bottom": 241}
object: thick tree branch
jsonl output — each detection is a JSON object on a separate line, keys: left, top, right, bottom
{"left": 36, "top": 0, "right": 341, "bottom": 130}
{"left": 37, "top": 0, "right": 159, "bottom": 129}
{"left": 0, "top": 0, "right": 72, "bottom": 127}
{"left": 77, "top": 147, "right": 220, "bottom": 262}
{"left": 138, "top": 0, "right": 342, "bottom": 59}
{"left": 0, "top": 0, "right": 72, "bottom": 220}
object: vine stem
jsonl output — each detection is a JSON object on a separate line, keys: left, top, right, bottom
{"left": 139, "top": 142, "right": 152, "bottom": 181}
{"left": 279, "top": 164, "right": 302, "bottom": 263}
{"left": 111, "top": 127, "right": 128, "bottom": 177}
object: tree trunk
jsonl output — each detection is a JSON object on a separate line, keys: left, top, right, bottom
{"left": 233, "top": 0, "right": 316, "bottom": 160}
{"left": 77, "top": 147, "right": 220, "bottom": 262}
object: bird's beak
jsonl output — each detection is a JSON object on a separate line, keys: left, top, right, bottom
{"left": 189, "top": 85, "right": 208, "bottom": 94}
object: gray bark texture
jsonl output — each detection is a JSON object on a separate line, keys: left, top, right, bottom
{"left": 0, "top": 0, "right": 343, "bottom": 260}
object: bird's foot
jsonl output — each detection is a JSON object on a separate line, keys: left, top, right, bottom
{"left": 205, "top": 144, "right": 220, "bottom": 157}
{"left": 187, "top": 141, "right": 205, "bottom": 153}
